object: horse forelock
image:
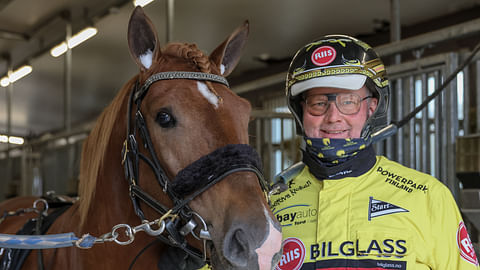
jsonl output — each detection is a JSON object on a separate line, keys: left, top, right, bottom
{"left": 77, "top": 76, "right": 136, "bottom": 226}
{"left": 159, "top": 43, "right": 222, "bottom": 100}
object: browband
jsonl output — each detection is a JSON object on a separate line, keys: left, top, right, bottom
{"left": 134, "top": 71, "right": 229, "bottom": 101}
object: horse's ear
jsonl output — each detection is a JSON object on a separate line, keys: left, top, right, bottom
{"left": 210, "top": 20, "right": 249, "bottom": 77}
{"left": 127, "top": 6, "right": 161, "bottom": 72}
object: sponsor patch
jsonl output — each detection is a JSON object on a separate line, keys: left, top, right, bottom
{"left": 311, "top": 46, "right": 336, "bottom": 66}
{"left": 274, "top": 204, "right": 317, "bottom": 227}
{"left": 276, "top": 238, "right": 305, "bottom": 270}
{"left": 457, "top": 221, "right": 479, "bottom": 266}
{"left": 368, "top": 197, "right": 409, "bottom": 221}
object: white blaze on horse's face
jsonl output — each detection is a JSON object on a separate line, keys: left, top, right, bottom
{"left": 139, "top": 49, "right": 153, "bottom": 69}
{"left": 256, "top": 207, "right": 283, "bottom": 270}
{"left": 197, "top": 81, "right": 220, "bottom": 108}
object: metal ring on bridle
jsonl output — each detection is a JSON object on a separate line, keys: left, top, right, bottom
{"left": 111, "top": 224, "right": 135, "bottom": 245}
{"left": 33, "top": 199, "right": 49, "bottom": 215}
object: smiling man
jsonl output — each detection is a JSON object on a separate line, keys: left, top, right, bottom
{"left": 270, "top": 35, "right": 479, "bottom": 270}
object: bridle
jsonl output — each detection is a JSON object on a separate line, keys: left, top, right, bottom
{"left": 121, "top": 71, "right": 269, "bottom": 262}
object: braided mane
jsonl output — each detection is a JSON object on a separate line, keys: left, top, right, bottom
{"left": 162, "top": 43, "right": 221, "bottom": 98}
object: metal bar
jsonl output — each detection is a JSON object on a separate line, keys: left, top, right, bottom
{"left": 280, "top": 118, "right": 285, "bottom": 170}
{"left": 255, "top": 118, "right": 261, "bottom": 156}
{"left": 433, "top": 71, "right": 441, "bottom": 179}
{"left": 64, "top": 22, "right": 72, "bottom": 132}
{"left": 445, "top": 53, "right": 459, "bottom": 200}
{"left": 166, "top": 0, "right": 174, "bottom": 42}
{"left": 435, "top": 68, "right": 447, "bottom": 183}
{"left": 4, "top": 60, "right": 12, "bottom": 199}
{"left": 461, "top": 54, "right": 469, "bottom": 135}
{"left": 407, "top": 76, "right": 415, "bottom": 168}
{"left": 477, "top": 61, "right": 480, "bottom": 134}
{"left": 421, "top": 73, "right": 429, "bottom": 173}
{"left": 390, "top": 0, "right": 401, "bottom": 64}
{"left": 395, "top": 79, "right": 404, "bottom": 164}
{"left": 376, "top": 18, "right": 480, "bottom": 58}
{"left": 265, "top": 118, "right": 272, "bottom": 180}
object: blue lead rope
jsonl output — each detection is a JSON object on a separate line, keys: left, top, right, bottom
{"left": 0, "top": 233, "right": 95, "bottom": 249}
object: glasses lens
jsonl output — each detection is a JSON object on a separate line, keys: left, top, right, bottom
{"left": 305, "top": 95, "right": 329, "bottom": 115}
{"left": 337, "top": 93, "right": 361, "bottom": 114}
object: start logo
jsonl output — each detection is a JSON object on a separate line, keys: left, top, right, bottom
{"left": 276, "top": 238, "right": 305, "bottom": 270}
{"left": 311, "top": 46, "right": 336, "bottom": 66}
{"left": 457, "top": 221, "right": 479, "bottom": 266}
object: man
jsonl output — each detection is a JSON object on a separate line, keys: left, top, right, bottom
{"left": 270, "top": 35, "right": 479, "bottom": 270}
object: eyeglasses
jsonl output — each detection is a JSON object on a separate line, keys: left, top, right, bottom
{"left": 304, "top": 93, "right": 372, "bottom": 116}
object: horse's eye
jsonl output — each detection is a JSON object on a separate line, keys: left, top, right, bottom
{"left": 156, "top": 111, "right": 175, "bottom": 128}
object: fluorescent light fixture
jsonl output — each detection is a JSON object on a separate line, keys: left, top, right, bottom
{"left": 50, "top": 42, "right": 68, "bottom": 57}
{"left": 9, "top": 136, "right": 24, "bottom": 145}
{"left": 50, "top": 27, "right": 98, "bottom": 57}
{"left": 9, "top": 65, "right": 32, "bottom": 83}
{"left": 0, "top": 65, "right": 33, "bottom": 87}
{"left": 0, "top": 77, "right": 9, "bottom": 87}
{"left": 0, "top": 135, "right": 24, "bottom": 145}
{"left": 134, "top": 0, "right": 154, "bottom": 7}
{"left": 68, "top": 27, "right": 97, "bottom": 48}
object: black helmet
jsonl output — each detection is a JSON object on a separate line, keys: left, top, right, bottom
{"left": 286, "top": 34, "right": 390, "bottom": 139}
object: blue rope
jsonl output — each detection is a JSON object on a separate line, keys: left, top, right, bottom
{"left": 0, "top": 233, "right": 95, "bottom": 249}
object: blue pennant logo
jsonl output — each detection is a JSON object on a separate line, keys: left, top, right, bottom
{"left": 368, "top": 196, "right": 409, "bottom": 221}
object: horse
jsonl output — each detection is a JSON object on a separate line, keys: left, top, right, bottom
{"left": 0, "top": 6, "right": 282, "bottom": 270}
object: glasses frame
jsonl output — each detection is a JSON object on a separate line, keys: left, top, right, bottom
{"left": 304, "top": 93, "right": 372, "bottom": 116}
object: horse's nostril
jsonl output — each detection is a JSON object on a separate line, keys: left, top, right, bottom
{"left": 223, "top": 228, "right": 251, "bottom": 267}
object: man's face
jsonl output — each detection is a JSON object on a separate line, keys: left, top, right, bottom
{"left": 301, "top": 86, "right": 378, "bottom": 139}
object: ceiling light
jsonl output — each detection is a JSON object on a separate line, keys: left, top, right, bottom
{"left": 0, "top": 135, "right": 24, "bottom": 145}
{"left": 0, "top": 77, "right": 9, "bottom": 87}
{"left": 68, "top": 27, "right": 97, "bottom": 49}
{"left": 50, "top": 27, "right": 98, "bottom": 57}
{"left": 9, "top": 136, "right": 24, "bottom": 145}
{"left": 134, "top": 0, "right": 155, "bottom": 7}
{"left": 9, "top": 65, "right": 32, "bottom": 83}
{"left": 50, "top": 42, "right": 68, "bottom": 57}
{"left": 0, "top": 65, "right": 33, "bottom": 87}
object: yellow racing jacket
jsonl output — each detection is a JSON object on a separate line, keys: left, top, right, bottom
{"left": 270, "top": 155, "right": 479, "bottom": 270}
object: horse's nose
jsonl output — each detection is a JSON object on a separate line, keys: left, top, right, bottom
{"left": 223, "top": 227, "right": 251, "bottom": 267}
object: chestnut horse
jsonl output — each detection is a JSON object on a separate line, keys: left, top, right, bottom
{"left": 0, "top": 7, "right": 282, "bottom": 270}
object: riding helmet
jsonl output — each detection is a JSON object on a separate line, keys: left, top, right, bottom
{"left": 286, "top": 34, "right": 390, "bottom": 139}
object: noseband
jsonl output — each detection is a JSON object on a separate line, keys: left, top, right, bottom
{"left": 122, "top": 71, "right": 268, "bottom": 262}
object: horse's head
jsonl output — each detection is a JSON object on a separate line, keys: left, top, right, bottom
{"left": 124, "top": 7, "right": 282, "bottom": 270}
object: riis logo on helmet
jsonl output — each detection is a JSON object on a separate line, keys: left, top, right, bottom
{"left": 311, "top": 46, "right": 336, "bottom": 66}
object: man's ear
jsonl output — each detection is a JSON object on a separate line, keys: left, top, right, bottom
{"left": 368, "top": 98, "right": 378, "bottom": 116}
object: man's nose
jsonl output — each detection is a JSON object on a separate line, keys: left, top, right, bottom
{"left": 324, "top": 101, "right": 342, "bottom": 121}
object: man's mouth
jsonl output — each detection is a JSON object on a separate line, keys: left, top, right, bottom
{"left": 322, "top": 129, "right": 346, "bottom": 134}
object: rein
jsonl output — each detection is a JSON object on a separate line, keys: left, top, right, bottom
{"left": 121, "top": 70, "right": 268, "bottom": 262}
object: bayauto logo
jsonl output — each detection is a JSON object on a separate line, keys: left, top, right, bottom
{"left": 275, "top": 238, "right": 305, "bottom": 270}
{"left": 311, "top": 46, "right": 336, "bottom": 66}
{"left": 457, "top": 221, "right": 479, "bottom": 266}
